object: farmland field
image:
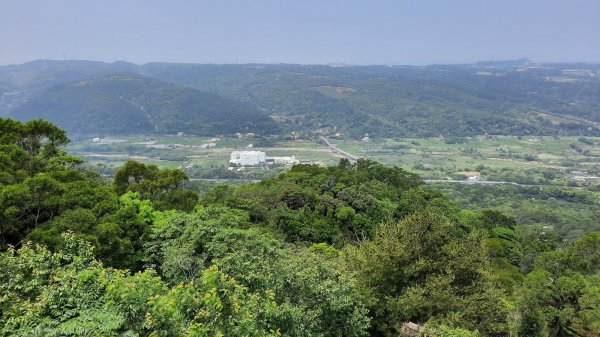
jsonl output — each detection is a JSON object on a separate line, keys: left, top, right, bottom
{"left": 68, "top": 135, "right": 600, "bottom": 187}
{"left": 67, "top": 134, "right": 600, "bottom": 237}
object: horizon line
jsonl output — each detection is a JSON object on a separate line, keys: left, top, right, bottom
{"left": 3, "top": 58, "right": 600, "bottom": 68}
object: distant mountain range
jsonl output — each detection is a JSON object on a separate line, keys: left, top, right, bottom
{"left": 2, "top": 59, "right": 600, "bottom": 137}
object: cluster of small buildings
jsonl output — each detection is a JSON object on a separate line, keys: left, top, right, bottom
{"left": 229, "top": 151, "right": 299, "bottom": 167}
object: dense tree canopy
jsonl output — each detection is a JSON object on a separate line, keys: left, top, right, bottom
{"left": 207, "top": 158, "right": 424, "bottom": 244}
{"left": 0, "top": 235, "right": 281, "bottom": 337}
{"left": 0, "top": 118, "right": 598, "bottom": 336}
{"left": 113, "top": 160, "right": 198, "bottom": 212}
{"left": 10, "top": 74, "right": 280, "bottom": 136}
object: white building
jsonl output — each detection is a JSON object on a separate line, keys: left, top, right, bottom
{"left": 267, "top": 155, "right": 299, "bottom": 165}
{"left": 229, "top": 151, "right": 266, "bottom": 166}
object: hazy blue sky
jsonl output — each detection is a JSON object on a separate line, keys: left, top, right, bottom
{"left": 1, "top": 0, "right": 599, "bottom": 66}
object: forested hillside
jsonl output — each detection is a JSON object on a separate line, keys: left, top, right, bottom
{"left": 140, "top": 63, "right": 600, "bottom": 137}
{"left": 1, "top": 118, "right": 598, "bottom": 336}
{"left": 2, "top": 60, "right": 600, "bottom": 138}
{"left": 8, "top": 73, "right": 278, "bottom": 136}
{"left": 0, "top": 59, "right": 137, "bottom": 92}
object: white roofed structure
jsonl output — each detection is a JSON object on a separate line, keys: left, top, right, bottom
{"left": 229, "top": 151, "right": 266, "bottom": 166}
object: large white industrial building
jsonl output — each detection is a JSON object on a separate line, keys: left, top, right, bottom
{"left": 229, "top": 151, "right": 266, "bottom": 166}
{"left": 229, "top": 151, "right": 299, "bottom": 167}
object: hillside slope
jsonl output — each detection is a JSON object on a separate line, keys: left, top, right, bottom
{"left": 139, "top": 63, "right": 600, "bottom": 137}
{"left": 3, "top": 60, "right": 600, "bottom": 137}
{"left": 10, "top": 73, "right": 279, "bottom": 136}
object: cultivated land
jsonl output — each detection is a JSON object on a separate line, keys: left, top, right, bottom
{"left": 67, "top": 135, "right": 341, "bottom": 177}
{"left": 69, "top": 134, "right": 600, "bottom": 186}
{"left": 68, "top": 134, "right": 600, "bottom": 240}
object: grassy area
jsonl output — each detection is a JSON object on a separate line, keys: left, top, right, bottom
{"left": 344, "top": 136, "right": 600, "bottom": 186}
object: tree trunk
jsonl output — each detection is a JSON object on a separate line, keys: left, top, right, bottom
{"left": 548, "top": 321, "right": 561, "bottom": 337}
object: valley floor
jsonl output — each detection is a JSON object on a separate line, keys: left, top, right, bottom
{"left": 67, "top": 134, "right": 600, "bottom": 243}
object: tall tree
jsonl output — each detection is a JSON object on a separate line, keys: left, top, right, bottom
{"left": 113, "top": 160, "right": 198, "bottom": 211}
{"left": 344, "top": 209, "right": 510, "bottom": 336}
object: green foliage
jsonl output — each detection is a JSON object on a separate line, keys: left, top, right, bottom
{"left": 113, "top": 160, "right": 199, "bottom": 211}
{"left": 0, "top": 117, "right": 69, "bottom": 177}
{"left": 23, "top": 191, "right": 154, "bottom": 269}
{"left": 0, "top": 234, "right": 283, "bottom": 337}
{"left": 435, "top": 183, "right": 600, "bottom": 244}
{"left": 424, "top": 324, "right": 480, "bottom": 337}
{"left": 517, "top": 308, "right": 546, "bottom": 337}
{"left": 0, "top": 120, "right": 178, "bottom": 268}
{"left": 516, "top": 232, "right": 600, "bottom": 337}
{"left": 212, "top": 159, "right": 423, "bottom": 244}
{"left": 144, "top": 209, "right": 371, "bottom": 337}
{"left": 344, "top": 209, "right": 510, "bottom": 336}
{"left": 146, "top": 265, "right": 280, "bottom": 337}
{"left": 0, "top": 235, "right": 142, "bottom": 336}
{"left": 1, "top": 117, "right": 598, "bottom": 337}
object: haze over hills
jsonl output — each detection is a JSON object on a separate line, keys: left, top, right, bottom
{"left": 2, "top": 59, "right": 600, "bottom": 137}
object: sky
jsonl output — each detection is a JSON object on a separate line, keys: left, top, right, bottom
{"left": 1, "top": 0, "right": 599, "bottom": 66}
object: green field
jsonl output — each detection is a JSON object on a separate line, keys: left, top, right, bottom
{"left": 68, "top": 134, "right": 600, "bottom": 238}
{"left": 337, "top": 136, "right": 600, "bottom": 187}
{"left": 68, "top": 135, "right": 600, "bottom": 189}
{"left": 67, "top": 136, "right": 338, "bottom": 180}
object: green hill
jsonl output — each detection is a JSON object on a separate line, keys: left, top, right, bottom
{"left": 3, "top": 60, "right": 600, "bottom": 137}
{"left": 139, "top": 63, "right": 600, "bottom": 137}
{"left": 10, "top": 73, "right": 279, "bottom": 136}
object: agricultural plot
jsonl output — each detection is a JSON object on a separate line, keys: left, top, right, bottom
{"left": 67, "top": 134, "right": 600, "bottom": 238}
{"left": 342, "top": 136, "right": 600, "bottom": 187}
{"left": 67, "top": 136, "right": 340, "bottom": 180}
{"left": 69, "top": 135, "right": 600, "bottom": 188}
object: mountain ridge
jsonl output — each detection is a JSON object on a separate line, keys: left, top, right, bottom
{"left": 3, "top": 60, "right": 600, "bottom": 137}
{"left": 9, "top": 73, "right": 279, "bottom": 136}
